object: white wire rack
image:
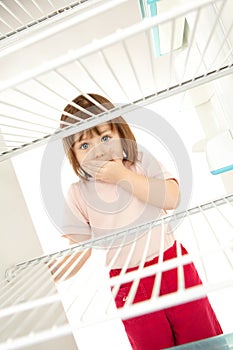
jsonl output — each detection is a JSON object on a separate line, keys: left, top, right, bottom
{"left": 0, "top": 0, "right": 233, "bottom": 161}
{"left": 0, "top": 0, "right": 90, "bottom": 42}
{"left": 0, "top": 0, "right": 125, "bottom": 58}
{"left": 1, "top": 194, "right": 233, "bottom": 349}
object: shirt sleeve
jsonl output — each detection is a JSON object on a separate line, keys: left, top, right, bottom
{"left": 61, "top": 183, "right": 92, "bottom": 240}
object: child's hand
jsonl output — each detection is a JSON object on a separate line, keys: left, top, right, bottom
{"left": 83, "top": 151, "right": 128, "bottom": 184}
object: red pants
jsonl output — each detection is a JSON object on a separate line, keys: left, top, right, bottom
{"left": 110, "top": 242, "right": 222, "bottom": 350}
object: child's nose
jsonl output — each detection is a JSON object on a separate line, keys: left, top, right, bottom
{"left": 93, "top": 143, "right": 105, "bottom": 159}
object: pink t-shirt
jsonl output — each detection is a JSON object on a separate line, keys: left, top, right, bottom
{"left": 62, "top": 151, "right": 176, "bottom": 268}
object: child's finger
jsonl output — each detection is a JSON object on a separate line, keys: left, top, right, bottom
{"left": 82, "top": 160, "right": 107, "bottom": 176}
{"left": 83, "top": 160, "right": 106, "bottom": 169}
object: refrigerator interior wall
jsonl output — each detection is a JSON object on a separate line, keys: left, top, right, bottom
{"left": 0, "top": 0, "right": 233, "bottom": 349}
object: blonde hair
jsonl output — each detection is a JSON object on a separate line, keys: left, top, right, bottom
{"left": 60, "top": 93, "right": 138, "bottom": 179}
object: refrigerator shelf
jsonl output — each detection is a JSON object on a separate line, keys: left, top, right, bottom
{"left": 0, "top": 0, "right": 233, "bottom": 161}
{"left": 1, "top": 194, "right": 233, "bottom": 349}
{"left": 0, "top": 0, "right": 92, "bottom": 44}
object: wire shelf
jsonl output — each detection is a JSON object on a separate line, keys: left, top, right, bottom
{"left": 1, "top": 194, "right": 233, "bottom": 349}
{"left": 0, "top": 0, "right": 233, "bottom": 161}
{"left": 0, "top": 0, "right": 90, "bottom": 42}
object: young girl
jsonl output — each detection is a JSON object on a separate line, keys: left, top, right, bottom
{"left": 59, "top": 93, "right": 222, "bottom": 350}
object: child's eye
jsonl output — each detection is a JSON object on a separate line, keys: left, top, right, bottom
{"left": 80, "top": 142, "right": 89, "bottom": 150}
{"left": 101, "top": 135, "right": 111, "bottom": 143}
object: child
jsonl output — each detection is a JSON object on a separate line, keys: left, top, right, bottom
{"left": 60, "top": 93, "right": 222, "bottom": 350}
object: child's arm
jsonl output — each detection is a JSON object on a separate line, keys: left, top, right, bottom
{"left": 119, "top": 173, "right": 179, "bottom": 210}
{"left": 84, "top": 159, "right": 179, "bottom": 210}
{"left": 48, "top": 235, "right": 91, "bottom": 282}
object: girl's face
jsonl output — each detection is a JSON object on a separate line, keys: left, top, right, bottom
{"left": 73, "top": 123, "right": 124, "bottom": 170}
